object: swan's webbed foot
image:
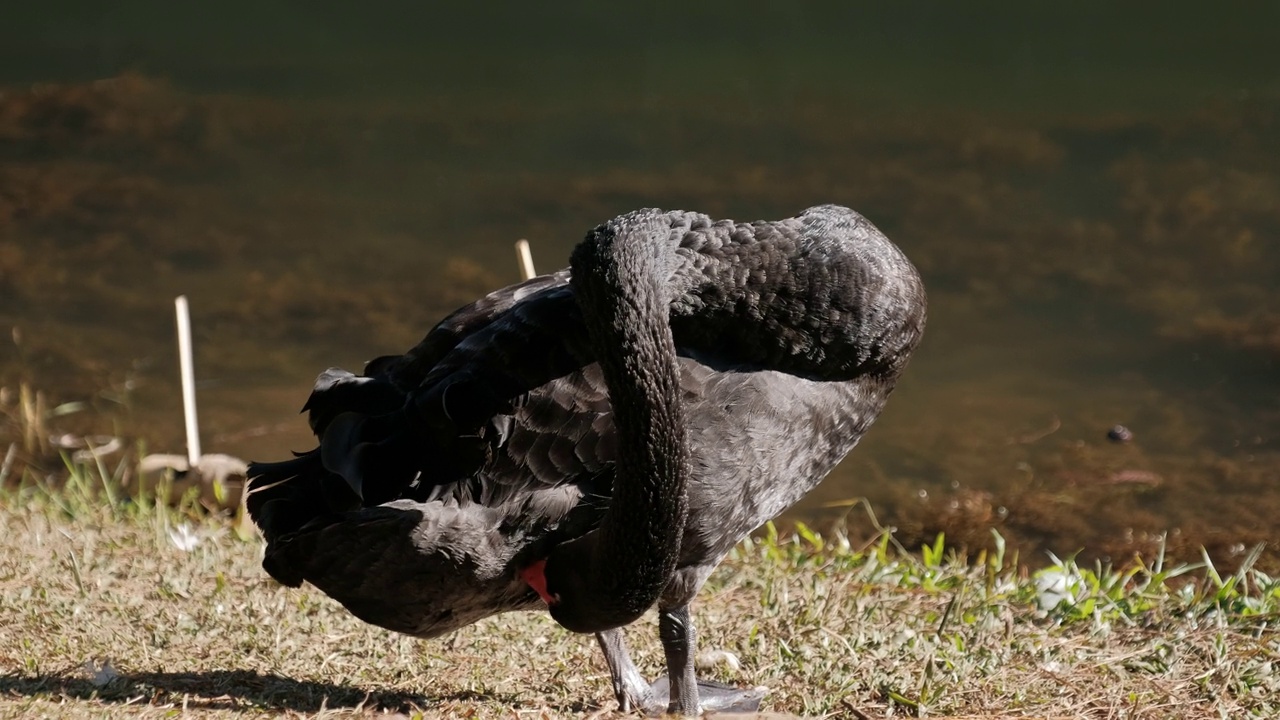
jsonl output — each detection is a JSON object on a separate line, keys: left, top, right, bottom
{"left": 602, "top": 674, "right": 765, "bottom": 718}
{"left": 647, "top": 676, "right": 767, "bottom": 715}
{"left": 595, "top": 608, "right": 768, "bottom": 717}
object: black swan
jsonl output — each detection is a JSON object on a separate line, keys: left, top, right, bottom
{"left": 246, "top": 205, "right": 926, "bottom": 716}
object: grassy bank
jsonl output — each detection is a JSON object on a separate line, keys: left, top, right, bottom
{"left": 0, "top": 455, "right": 1276, "bottom": 720}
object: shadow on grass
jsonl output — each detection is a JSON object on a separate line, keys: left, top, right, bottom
{"left": 0, "top": 669, "right": 527, "bottom": 713}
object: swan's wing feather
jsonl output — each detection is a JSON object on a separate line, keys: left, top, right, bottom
{"left": 251, "top": 270, "right": 592, "bottom": 534}
{"left": 468, "top": 366, "right": 616, "bottom": 507}
{"left": 308, "top": 275, "right": 606, "bottom": 507}
{"left": 460, "top": 357, "right": 718, "bottom": 509}
{"left": 300, "top": 271, "right": 571, "bottom": 436}
{"left": 302, "top": 369, "right": 403, "bottom": 435}
{"left": 388, "top": 270, "right": 573, "bottom": 391}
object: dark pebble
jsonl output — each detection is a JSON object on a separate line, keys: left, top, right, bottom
{"left": 1107, "top": 425, "right": 1134, "bottom": 443}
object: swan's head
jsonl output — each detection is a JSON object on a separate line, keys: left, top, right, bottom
{"left": 520, "top": 538, "right": 657, "bottom": 634}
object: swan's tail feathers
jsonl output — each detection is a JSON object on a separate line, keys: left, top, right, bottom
{"left": 283, "top": 365, "right": 425, "bottom": 512}
{"left": 297, "top": 363, "right": 498, "bottom": 506}
{"left": 317, "top": 411, "right": 423, "bottom": 507}
{"left": 245, "top": 452, "right": 331, "bottom": 552}
{"left": 302, "top": 367, "right": 404, "bottom": 436}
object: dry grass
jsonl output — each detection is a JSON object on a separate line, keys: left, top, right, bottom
{"left": 0, "top": 388, "right": 1277, "bottom": 719}
{"left": 0, "top": 463, "right": 1276, "bottom": 720}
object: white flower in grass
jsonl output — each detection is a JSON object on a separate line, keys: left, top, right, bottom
{"left": 83, "top": 659, "right": 119, "bottom": 687}
{"left": 1034, "top": 565, "right": 1083, "bottom": 611}
{"left": 696, "top": 649, "right": 742, "bottom": 672}
{"left": 168, "top": 522, "right": 200, "bottom": 552}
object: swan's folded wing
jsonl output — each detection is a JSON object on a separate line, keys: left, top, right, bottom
{"left": 465, "top": 365, "right": 617, "bottom": 507}
{"left": 311, "top": 276, "right": 609, "bottom": 506}
{"left": 252, "top": 271, "right": 598, "bottom": 529}
{"left": 301, "top": 271, "right": 572, "bottom": 437}
{"left": 385, "top": 270, "right": 574, "bottom": 392}
{"left": 454, "top": 357, "right": 716, "bottom": 509}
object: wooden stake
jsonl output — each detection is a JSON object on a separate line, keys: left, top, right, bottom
{"left": 515, "top": 239, "right": 536, "bottom": 281}
{"left": 174, "top": 296, "right": 201, "bottom": 466}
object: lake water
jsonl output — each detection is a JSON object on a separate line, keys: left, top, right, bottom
{"left": 1, "top": 2, "right": 1277, "bottom": 569}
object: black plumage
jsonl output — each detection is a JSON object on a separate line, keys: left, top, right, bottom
{"left": 246, "top": 204, "right": 926, "bottom": 716}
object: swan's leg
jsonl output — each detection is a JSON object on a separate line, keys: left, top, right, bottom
{"left": 595, "top": 610, "right": 767, "bottom": 717}
{"left": 659, "top": 605, "right": 768, "bottom": 717}
{"left": 595, "top": 629, "right": 656, "bottom": 713}
{"left": 658, "top": 605, "right": 700, "bottom": 714}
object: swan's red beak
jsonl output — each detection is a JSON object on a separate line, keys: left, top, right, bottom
{"left": 520, "top": 559, "right": 557, "bottom": 605}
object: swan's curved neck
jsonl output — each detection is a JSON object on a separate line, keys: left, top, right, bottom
{"left": 563, "top": 212, "right": 690, "bottom": 625}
